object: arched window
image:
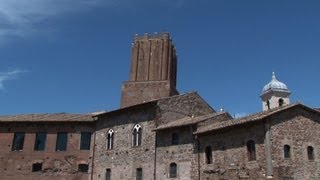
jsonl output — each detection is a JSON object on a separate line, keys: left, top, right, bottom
{"left": 278, "top": 98, "right": 284, "bottom": 107}
{"left": 247, "top": 140, "right": 256, "bottom": 161}
{"left": 284, "top": 145, "right": 291, "bottom": 159}
{"left": 133, "top": 124, "right": 142, "bottom": 146}
{"left": 171, "top": 133, "right": 179, "bottom": 145}
{"left": 107, "top": 129, "right": 114, "bottom": 150}
{"left": 307, "top": 146, "right": 314, "bottom": 160}
{"left": 205, "top": 146, "right": 213, "bottom": 164}
{"left": 169, "top": 163, "right": 177, "bottom": 178}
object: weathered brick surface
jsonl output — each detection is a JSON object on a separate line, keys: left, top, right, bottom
{"left": 121, "top": 32, "right": 178, "bottom": 108}
{"left": 121, "top": 80, "right": 178, "bottom": 108}
{"left": 0, "top": 122, "right": 94, "bottom": 180}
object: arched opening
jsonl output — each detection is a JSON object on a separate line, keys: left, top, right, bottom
{"left": 278, "top": 98, "right": 284, "bottom": 107}
{"left": 284, "top": 145, "right": 291, "bottom": 159}
{"left": 169, "top": 163, "right": 177, "bottom": 178}
{"left": 133, "top": 124, "right": 142, "bottom": 146}
{"left": 107, "top": 129, "right": 114, "bottom": 150}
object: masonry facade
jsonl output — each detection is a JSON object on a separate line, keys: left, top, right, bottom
{"left": 1, "top": 32, "right": 320, "bottom": 180}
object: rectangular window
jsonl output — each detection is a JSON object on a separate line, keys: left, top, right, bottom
{"left": 32, "top": 163, "right": 42, "bottom": 172}
{"left": 80, "top": 132, "right": 91, "bottom": 150}
{"left": 136, "top": 168, "right": 142, "bottom": 180}
{"left": 12, "top": 132, "right": 25, "bottom": 151}
{"left": 34, "top": 132, "right": 47, "bottom": 151}
{"left": 56, "top": 132, "right": 67, "bottom": 151}
{"left": 105, "top": 168, "right": 111, "bottom": 180}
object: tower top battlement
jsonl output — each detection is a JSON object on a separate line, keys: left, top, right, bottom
{"left": 120, "top": 31, "right": 178, "bottom": 108}
{"left": 133, "top": 32, "right": 171, "bottom": 41}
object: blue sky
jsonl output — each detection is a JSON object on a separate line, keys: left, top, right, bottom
{"left": 0, "top": 0, "right": 320, "bottom": 117}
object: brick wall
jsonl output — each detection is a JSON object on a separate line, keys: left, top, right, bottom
{"left": 0, "top": 122, "right": 94, "bottom": 180}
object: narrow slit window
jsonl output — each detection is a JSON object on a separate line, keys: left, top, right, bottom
{"left": 12, "top": 132, "right": 25, "bottom": 151}
{"left": 284, "top": 145, "right": 291, "bottom": 159}
{"left": 307, "top": 146, "right": 314, "bottom": 160}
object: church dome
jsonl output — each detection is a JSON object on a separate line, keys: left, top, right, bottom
{"left": 262, "top": 72, "right": 289, "bottom": 93}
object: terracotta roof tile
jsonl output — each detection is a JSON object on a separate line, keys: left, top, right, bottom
{"left": 154, "top": 112, "right": 228, "bottom": 131}
{"left": 0, "top": 113, "right": 94, "bottom": 122}
{"left": 195, "top": 103, "right": 302, "bottom": 134}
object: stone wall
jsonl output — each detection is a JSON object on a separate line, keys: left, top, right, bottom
{"left": 0, "top": 122, "right": 95, "bottom": 180}
{"left": 156, "top": 126, "right": 198, "bottom": 180}
{"left": 157, "top": 92, "right": 215, "bottom": 126}
{"left": 93, "top": 104, "right": 157, "bottom": 180}
{"left": 270, "top": 107, "right": 320, "bottom": 179}
{"left": 198, "top": 122, "right": 267, "bottom": 180}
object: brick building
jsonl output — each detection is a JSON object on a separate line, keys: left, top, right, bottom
{"left": 1, "top": 32, "right": 320, "bottom": 180}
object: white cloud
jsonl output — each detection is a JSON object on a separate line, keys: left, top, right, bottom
{"left": 0, "top": 0, "right": 111, "bottom": 40}
{"left": 234, "top": 112, "right": 248, "bottom": 118}
{"left": 0, "top": 69, "right": 27, "bottom": 90}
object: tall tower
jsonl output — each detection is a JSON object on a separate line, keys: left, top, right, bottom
{"left": 120, "top": 32, "right": 179, "bottom": 108}
{"left": 260, "top": 72, "right": 291, "bottom": 111}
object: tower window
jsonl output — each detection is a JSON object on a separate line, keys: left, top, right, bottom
{"left": 205, "top": 146, "right": 213, "bottom": 164}
{"left": 307, "top": 146, "right": 314, "bottom": 160}
{"left": 78, "top": 164, "right": 89, "bottom": 172}
{"left": 284, "top": 145, "right": 291, "bottom": 159}
{"left": 136, "top": 168, "right": 142, "bottom": 180}
{"left": 56, "top": 132, "right": 67, "bottom": 151}
{"left": 171, "top": 133, "right": 179, "bottom": 145}
{"left": 105, "top": 168, "right": 111, "bottom": 180}
{"left": 80, "top": 132, "right": 91, "bottom": 150}
{"left": 278, "top": 98, "right": 284, "bottom": 107}
{"left": 12, "top": 132, "right": 25, "bottom": 151}
{"left": 133, "top": 124, "right": 142, "bottom": 147}
{"left": 107, "top": 129, "right": 114, "bottom": 150}
{"left": 32, "top": 163, "right": 42, "bottom": 172}
{"left": 247, "top": 140, "right": 256, "bottom": 161}
{"left": 34, "top": 132, "right": 47, "bottom": 151}
{"left": 169, "top": 163, "right": 177, "bottom": 178}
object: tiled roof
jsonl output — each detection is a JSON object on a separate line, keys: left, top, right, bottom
{"left": 154, "top": 112, "right": 228, "bottom": 131}
{"left": 0, "top": 113, "right": 94, "bottom": 122}
{"left": 195, "top": 103, "right": 307, "bottom": 134}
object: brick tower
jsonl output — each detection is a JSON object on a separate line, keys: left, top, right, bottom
{"left": 120, "top": 32, "right": 179, "bottom": 108}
